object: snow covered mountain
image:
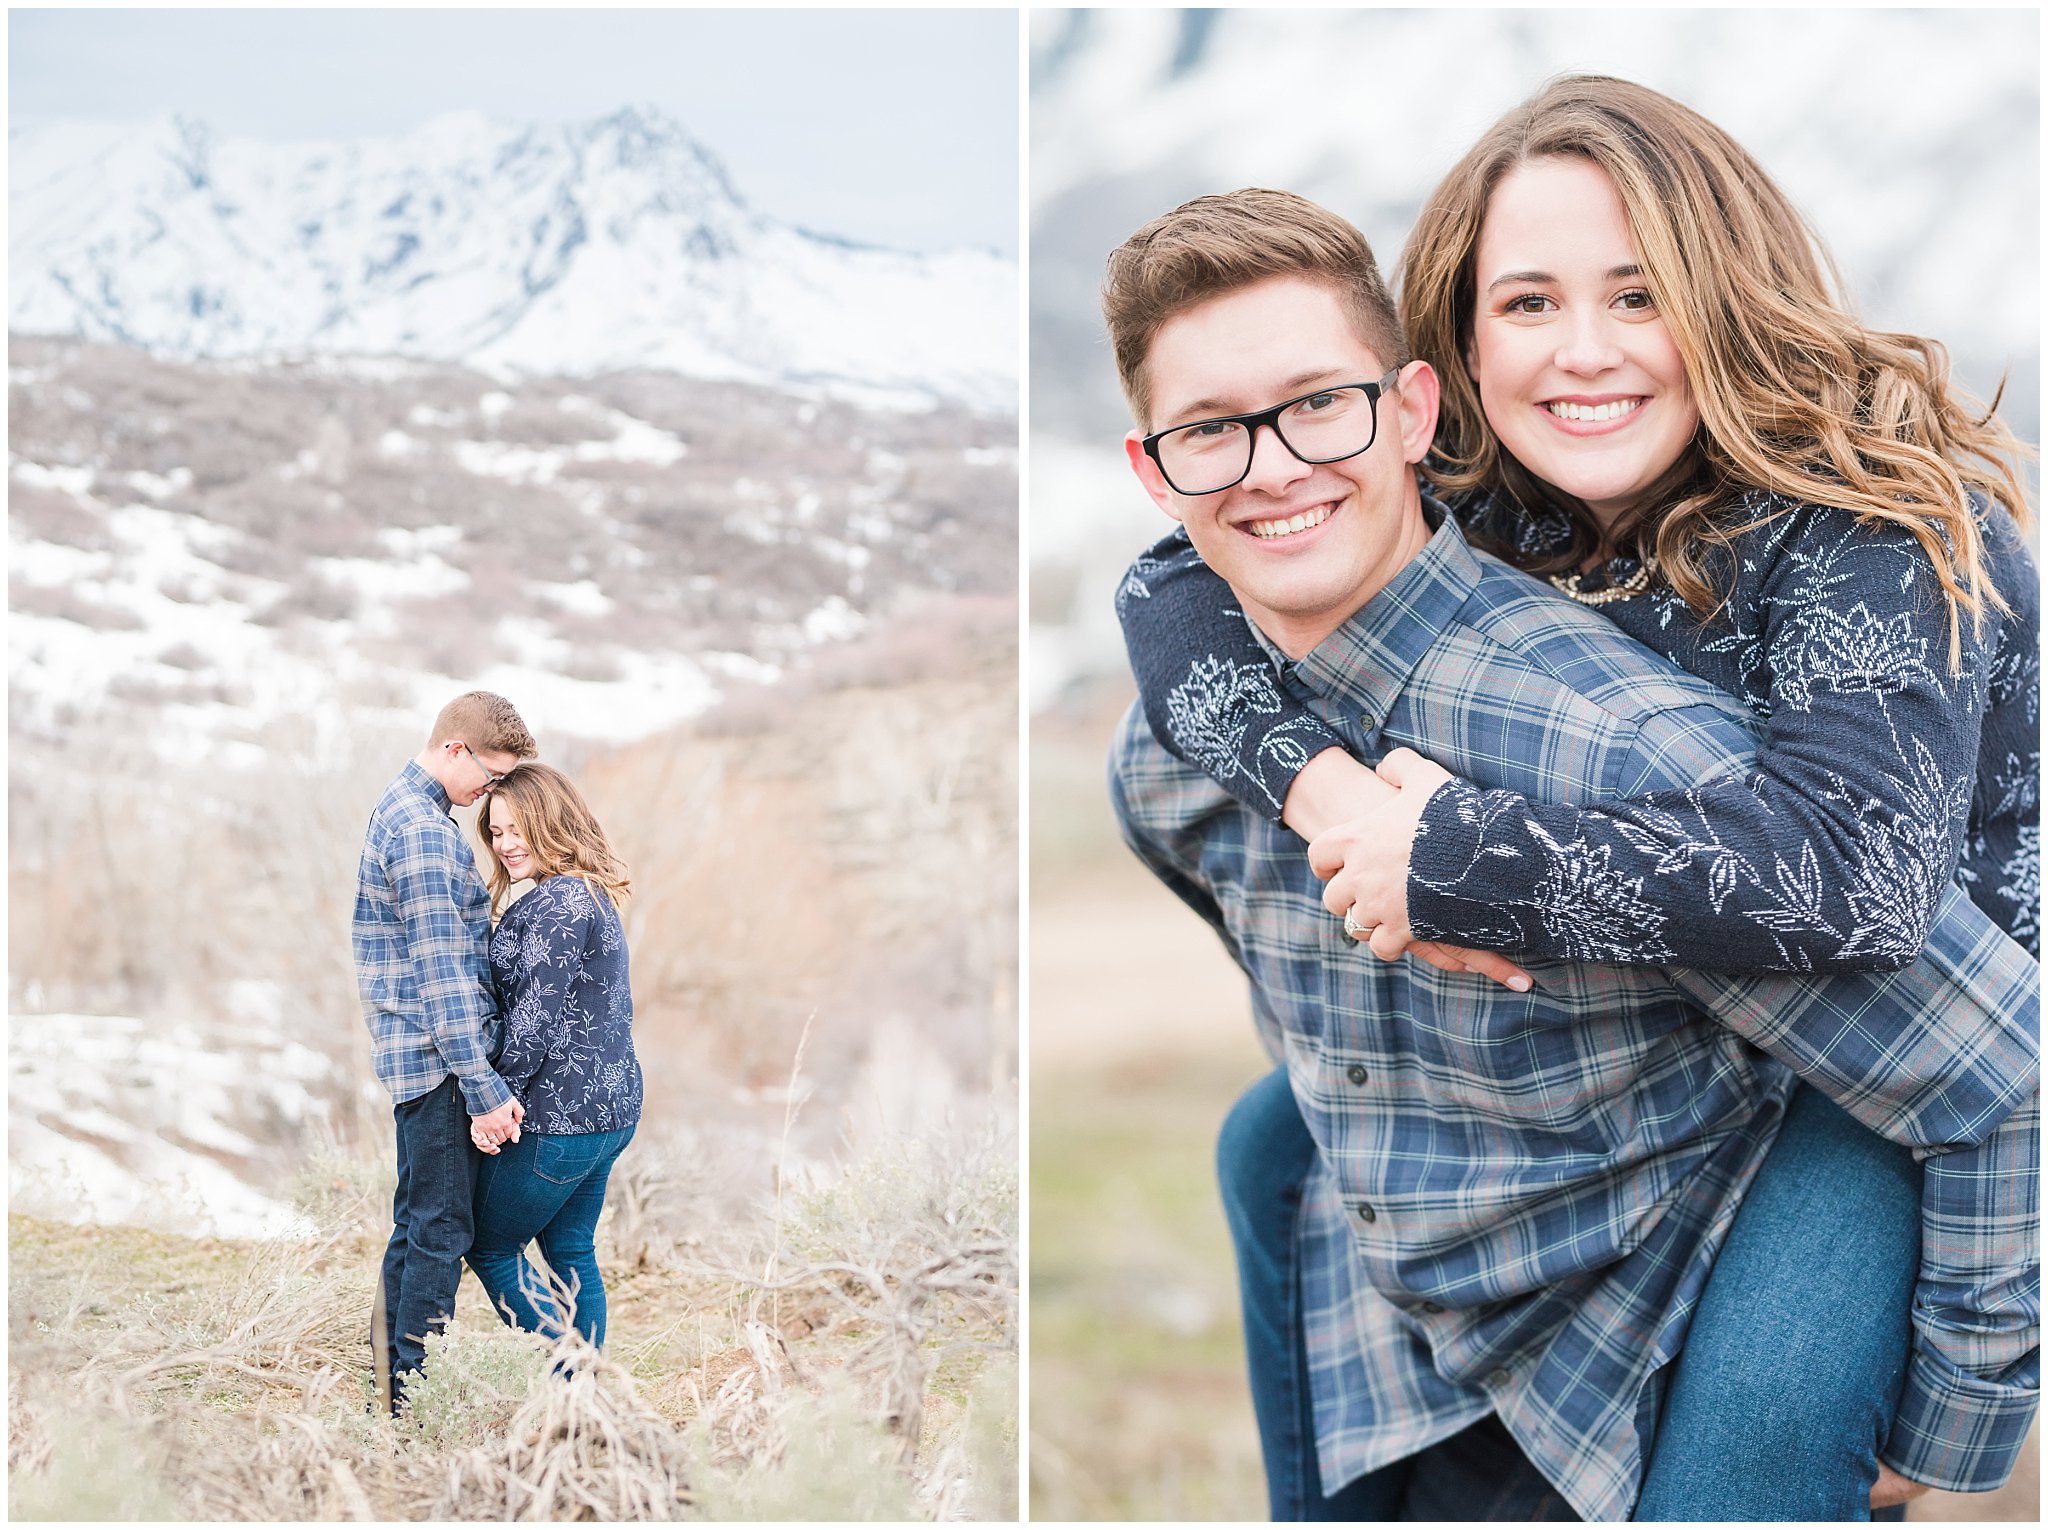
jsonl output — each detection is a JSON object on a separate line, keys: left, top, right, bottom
{"left": 10, "top": 107, "right": 1016, "bottom": 410}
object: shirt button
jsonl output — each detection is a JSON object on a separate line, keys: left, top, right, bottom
{"left": 1488, "top": 1368, "right": 1511, "bottom": 1389}
{"left": 1360, "top": 712, "right": 1377, "bottom": 730}
{"left": 1346, "top": 1064, "right": 1369, "bottom": 1086}
{"left": 1355, "top": 1202, "right": 1376, "bottom": 1223}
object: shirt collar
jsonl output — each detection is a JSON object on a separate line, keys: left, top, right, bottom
{"left": 1274, "top": 494, "right": 1483, "bottom": 719}
{"left": 401, "top": 757, "right": 453, "bottom": 813}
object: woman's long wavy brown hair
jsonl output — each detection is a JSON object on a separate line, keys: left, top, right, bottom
{"left": 1400, "top": 74, "right": 2033, "bottom": 665}
{"left": 478, "top": 763, "right": 631, "bottom": 916}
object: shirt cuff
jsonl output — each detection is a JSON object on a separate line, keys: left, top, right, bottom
{"left": 1881, "top": 1344, "right": 2039, "bottom": 1492}
{"left": 455, "top": 1067, "right": 514, "bottom": 1116}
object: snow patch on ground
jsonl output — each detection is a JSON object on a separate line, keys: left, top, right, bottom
{"left": 536, "top": 578, "right": 613, "bottom": 617}
{"left": 454, "top": 439, "right": 568, "bottom": 484}
{"left": 411, "top": 650, "right": 722, "bottom": 743}
{"left": 450, "top": 406, "right": 686, "bottom": 486}
{"left": 9, "top": 1012, "right": 334, "bottom": 1240}
{"left": 802, "top": 595, "right": 865, "bottom": 644}
{"left": 316, "top": 551, "right": 468, "bottom": 600}
{"left": 12, "top": 460, "right": 98, "bottom": 496}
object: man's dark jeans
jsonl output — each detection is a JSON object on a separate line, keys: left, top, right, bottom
{"left": 378, "top": 1073, "right": 479, "bottom": 1408}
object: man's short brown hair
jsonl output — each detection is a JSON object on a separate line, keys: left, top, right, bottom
{"left": 426, "top": 691, "right": 536, "bottom": 758}
{"left": 1102, "top": 188, "right": 1412, "bottom": 429}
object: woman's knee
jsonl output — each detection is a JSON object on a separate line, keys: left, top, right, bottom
{"left": 1216, "top": 1067, "right": 1318, "bottom": 1219}
{"left": 537, "top": 1231, "right": 597, "bottom": 1273}
{"left": 466, "top": 1229, "right": 522, "bottom": 1266}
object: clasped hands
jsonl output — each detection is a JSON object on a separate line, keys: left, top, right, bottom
{"left": 1306, "top": 748, "right": 1533, "bottom": 994}
{"left": 470, "top": 1096, "right": 524, "bottom": 1155}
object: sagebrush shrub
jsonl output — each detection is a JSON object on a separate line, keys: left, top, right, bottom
{"left": 392, "top": 1322, "right": 547, "bottom": 1452}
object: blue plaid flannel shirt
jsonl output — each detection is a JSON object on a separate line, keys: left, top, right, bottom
{"left": 352, "top": 761, "right": 512, "bottom": 1115}
{"left": 1111, "top": 513, "right": 2039, "bottom": 1518}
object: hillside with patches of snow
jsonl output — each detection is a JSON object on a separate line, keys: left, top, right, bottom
{"left": 10, "top": 1012, "right": 330, "bottom": 1239}
{"left": 11, "top": 107, "right": 1015, "bottom": 410}
{"left": 9, "top": 337, "right": 1016, "bottom": 762}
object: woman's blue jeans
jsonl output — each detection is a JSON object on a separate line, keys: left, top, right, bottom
{"left": 1217, "top": 1068, "right": 1920, "bottom": 1521}
{"left": 466, "top": 1123, "right": 635, "bottom": 1348}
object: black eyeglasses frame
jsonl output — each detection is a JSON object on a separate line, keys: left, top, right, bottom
{"left": 461, "top": 742, "right": 507, "bottom": 789}
{"left": 1141, "top": 365, "right": 1405, "bottom": 496}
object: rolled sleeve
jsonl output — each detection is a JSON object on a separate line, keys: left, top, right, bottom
{"left": 1882, "top": 1095, "right": 2040, "bottom": 1493}
{"left": 1887, "top": 1346, "right": 2040, "bottom": 1491}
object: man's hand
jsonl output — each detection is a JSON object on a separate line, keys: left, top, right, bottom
{"left": 470, "top": 1096, "right": 523, "bottom": 1155}
{"left": 1869, "top": 1462, "right": 1931, "bottom": 1511}
{"left": 1308, "top": 749, "right": 1532, "bottom": 991}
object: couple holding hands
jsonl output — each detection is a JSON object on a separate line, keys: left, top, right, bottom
{"left": 350, "top": 690, "right": 642, "bottom": 1412}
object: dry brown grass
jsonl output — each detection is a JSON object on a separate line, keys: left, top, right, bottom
{"left": 9, "top": 1104, "right": 1016, "bottom": 1521}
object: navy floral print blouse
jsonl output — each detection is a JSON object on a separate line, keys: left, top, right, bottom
{"left": 488, "top": 874, "right": 643, "bottom": 1135}
{"left": 1118, "top": 483, "right": 2040, "bottom": 971}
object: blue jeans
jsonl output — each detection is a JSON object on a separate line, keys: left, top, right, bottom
{"left": 1217, "top": 1069, "right": 1920, "bottom": 1521}
{"left": 466, "top": 1123, "right": 635, "bottom": 1347}
{"left": 1216, "top": 1068, "right": 1573, "bottom": 1520}
{"left": 379, "top": 1073, "right": 479, "bottom": 1408}
{"left": 1634, "top": 1081, "right": 1919, "bottom": 1521}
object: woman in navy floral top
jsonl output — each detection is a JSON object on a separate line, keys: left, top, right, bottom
{"left": 1118, "top": 78, "right": 2036, "bottom": 1519}
{"left": 463, "top": 762, "right": 642, "bottom": 1348}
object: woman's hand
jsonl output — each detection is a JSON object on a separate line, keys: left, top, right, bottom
{"left": 1396, "top": 936, "right": 1535, "bottom": 992}
{"left": 470, "top": 1097, "right": 523, "bottom": 1155}
{"left": 1307, "top": 747, "right": 1452, "bottom": 945}
{"left": 1308, "top": 748, "right": 1532, "bottom": 991}
{"left": 1868, "top": 1463, "right": 1931, "bottom": 1511}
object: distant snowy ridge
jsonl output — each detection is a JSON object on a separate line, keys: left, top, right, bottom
{"left": 10, "top": 107, "right": 1016, "bottom": 410}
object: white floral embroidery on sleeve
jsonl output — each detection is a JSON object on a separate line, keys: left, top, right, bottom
{"left": 1165, "top": 655, "right": 1286, "bottom": 812}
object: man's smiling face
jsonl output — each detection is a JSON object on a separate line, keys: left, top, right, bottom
{"left": 1125, "top": 275, "right": 1438, "bottom": 658}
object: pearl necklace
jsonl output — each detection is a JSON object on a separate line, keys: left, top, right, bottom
{"left": 1547, "top": 561, "right": 1653, "bottom": 606}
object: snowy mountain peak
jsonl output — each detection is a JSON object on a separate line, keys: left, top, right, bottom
{"left": 580, "top": 104, "right": 738, "bottom": 191}
{"left": 163, "top": 113, "right": 213, "bottom": 184}
{"left": 11, "top": 109, "right": 1015, "bottom": 409}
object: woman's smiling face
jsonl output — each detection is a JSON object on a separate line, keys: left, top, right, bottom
{"left": 1466, "top": 155, "right": 1701, "bottom": 532}
{"left": 488, "top": 796, "right": 540, "bottom": 883}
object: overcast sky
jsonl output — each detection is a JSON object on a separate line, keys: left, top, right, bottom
{"left": 9, "top": 8, "right": 1019, "bottom": 256}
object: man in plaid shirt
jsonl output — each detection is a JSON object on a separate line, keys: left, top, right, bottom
{"left": 353, "top": 690, "right": 535, "bottom": 1409}
{"left": 1104, "top": 192, "right": 2038, "bottom": 1519}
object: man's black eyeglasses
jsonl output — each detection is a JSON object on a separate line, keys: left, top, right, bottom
{"left": 461, "top": 743, "right": 507, "bottom": 789}
{"left": 1142, "top": 366, "right": 1404, "bottom": 496}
